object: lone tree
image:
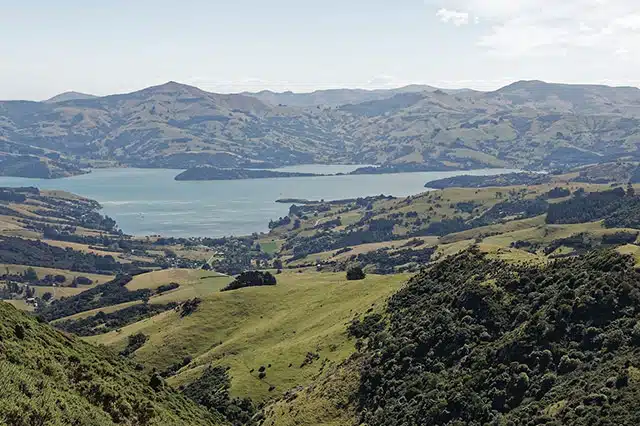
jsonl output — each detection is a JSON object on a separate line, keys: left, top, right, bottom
{"left": 627, "top": 182, "right": 635, "bottom": 197}
{"left": 23, "top": 267, "right": 38, "bottom": 282}
{"left": 347, "top": 266, "right": 366, "bottom": 281}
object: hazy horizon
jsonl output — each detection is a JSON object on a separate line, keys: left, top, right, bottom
{"left": 5, "top": 78, "right": 640, "bottom": 103}
{"left": 2, "top": 0, "right": 639, "bottom": 100}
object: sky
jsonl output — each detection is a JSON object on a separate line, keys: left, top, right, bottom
{"left": 1, "top": 0, "right": 639, "bottom": 100}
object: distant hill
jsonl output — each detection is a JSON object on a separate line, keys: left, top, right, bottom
{"left": 0, "top": 154, "right": 86, "bottom": 178}
{"left": 240, "top": 85, "right": 454, "bottom": 107}
{"left": 174, "top": 166, "right": 321, "bottom": 180}
{"left": 571, "top": 161, "right": 640, "bottom": 184}
{"left": 489, "top": 80, "right": 640, "bottom": 114}
{"left": 45, "top": 91, "right": 98, "bottom": 103}
{"left": 0, "top": 302, "right": 221, "bottom": 425}
{"left": 2, "top": 80, "right": 640, "bottom": 172}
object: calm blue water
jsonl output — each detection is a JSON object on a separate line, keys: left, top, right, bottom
{"left": 0, "top": 166, "right": 518, "bottom": 237}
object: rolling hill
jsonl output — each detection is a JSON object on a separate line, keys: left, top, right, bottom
{"left": 45, "top": 91, "right": 98, "bottom": 103}
{"left": 268, "top": 249, "right": 640, "bottom": 425}
{"left": 239, "top": 85, "right": 446, "bottom": 107}
{"left": 0, "top": 301, "right": 222, "bottom": 425}
{"left": 55, "top": 269, "right": 408, "bottom": 402}
{"left": 6, "top": 175, "right": 640, "bottom": 424}
{"left": 2, "top": 80, "right": 640, "bottom": 174}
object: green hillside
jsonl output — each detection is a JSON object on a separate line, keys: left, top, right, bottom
{"left": 6, "top": 177, "right": 640, "bottom": 425}
{"left": 86, "top": 270, "right": 409, "bottom": 402}
{"left": 266, "top": 249, "right": 640, "bottom": 425}
{"left": 0, "top": 302, "right": 222, "bottom": 426}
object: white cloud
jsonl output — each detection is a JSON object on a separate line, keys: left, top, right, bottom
{"left": 436, "top": 8, "right": 470, "bottom": 26}
{"left": 615, "top": 47, "right": 629, "bottom": 56}
{"left": 430, "top": 0, "right": 640, "bottom": 58}
{"left": 613, "top": 14, "right": 640, "bottom": 30}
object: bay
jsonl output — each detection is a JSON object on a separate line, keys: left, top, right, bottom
{"left": 0, "top": 166, "right": 519, "bottom": 237}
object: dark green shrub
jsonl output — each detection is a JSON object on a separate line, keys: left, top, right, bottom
{"left": 346, "top": 266, "right": 366, "bottom": 281}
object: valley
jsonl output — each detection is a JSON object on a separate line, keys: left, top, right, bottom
{"left": 4, "top": 159, "right": 640, "bottom": 424}
{"left": 5, "top": 81, "right": 640, "bottom": 426}
{"left": 8, "top": 1, "right": 640, "bottom": 423}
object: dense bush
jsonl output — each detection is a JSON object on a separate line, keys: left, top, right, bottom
{"left": 547, "top": 187, "right": 630, "bottom": 224}
{"left": 0, "top": 188, "right": 30, "bottom": 202}
{"left": 56, "top": 303, "right": 177, "bottom": 336}
{"left": 180, "top": 298, "right": 202, "bottom": 317}
{"left": 455, "top": 201, "right": 480, "bottom": 213}
{"left": 348, "top": 246, "right": 436, "bottom": 274}
{"left": 346, "top": 266, "right": 366, "bottom": 281}
{"left": 72, "top": 276, "right": 93, "bottom": 286}
{"left": 160, "top": 356, "right": 192, "bottom": 378}
{"left": 183, "top": 366, "right": 257, "bottom": 426}
{"left": 546, "top": 187, "right": 571, "bottom": 199}
{"left": 544, "top": 233, "right": 598, "bottom": 256}
{"left": 221, "top": 271, "right": 277, "bottom": 292}
{"left": 414, "top": 199, "right": 548, "bottom": 238}
{"left": 355, "top": 249, "right": 640, "bottom": 425}
{"left": 348, "top": 313, "right": 384, "bottom": 338}
{"left": 474, "top": 198, "right": 548, "bottom": 225}
{"left": 0, "top": 236, "right": 123, "bottom": 274}
{"left": 604, "top": 200, "right": 640, "bottom": 229}
{"left": 284, "top": 218, "right": 399, "bottom": 259}
{"left": 268, "top": 215, "right": 291, "bottom": 229}
{"left": 602, "top": 231, "right": 639, "bottom": 245}
{"left": 422, "top": 217, "right": 469, "bottom": 236}
{"left": 120, "top": 333, "right": 148, "bottom": 357}
{"left": 425, "top": 173, "right": 551, "bottom": 189}
{"left": 38, "top": 275, "right": 152, "bottom": 321}
{"left": 0, "top": 303, "right": 218, "bottom": 425}
{"left": 156, "top": 282, "right": 180, "bottom": 294}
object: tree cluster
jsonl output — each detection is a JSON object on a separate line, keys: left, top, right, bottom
{"left": 221, "top": 271, "right": 277, "bottom": 292}
{"left": 355, "top": 249, "right": 640, "bottom": 425}
{"left": 425, "top": 173, "right": 551, "bottom": 189}
{"left": 38, "top": 275, "right": 151, "bottom": 321}
{"left": 182, "top": 365, "right": 257, "bottom": 425}
{"left": 0, "top": 237, "right": 124, "bottom": 274}
{"left": 546, "top": 187, "right": 633, "bottom": 225}
{"left": 56, "top": 303, "right": 177, "bottom": 336}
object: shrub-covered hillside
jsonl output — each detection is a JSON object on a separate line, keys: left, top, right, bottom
{"left": 0, "top": 302, "right": 222, "bottom": 426}
{"left": 354, "top": 249, "right": 640, "bottom": 425}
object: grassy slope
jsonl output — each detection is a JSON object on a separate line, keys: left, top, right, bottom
{"left": 287, "top": 236, "right": 439, "bottom": 267}
{"left": 272, "top": 181, "right": 604, "bottom": 255}
{"left": 89, "top": 270, "right": 409, "bottom": 401}
{"left": 41, "top": 240, "right": 123, "bottom": 257}
{"left": 0, "top": 190, "right": 142, "bottom": 267}
{"left": 263, "top": 357, "right": 362, "bottom": 426}
{"left": 52, "top": 300, "right": 145, "bottom": 323}
{"left": 273, "top": 180, "right": 638, "bottom": 272}
{"left": 31, "top": 285, "right": 94, "bottom": 299}
{"left": 0, "top": 302, "right": 222, "bottom": 426}
{"left": 3, "top": 299, "right": 34, "bottom": 312}
{"left": 0, "top": 263, "right": 114, "bottom": 284}
{"left": 617, "top": 244, "right": 640, "bottom": 265}
{"left": 51, "top": 269, "right": 230, "bottom": 323}
{"left": 124, "top": 269, "right": 220, "bottom": 291}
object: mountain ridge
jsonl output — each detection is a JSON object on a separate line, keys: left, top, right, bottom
{"left": 3, "top": 80, "right": 640, "bottom": 174}
{"left": 45, "top": 91, "right": 98, "bottom": 103}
